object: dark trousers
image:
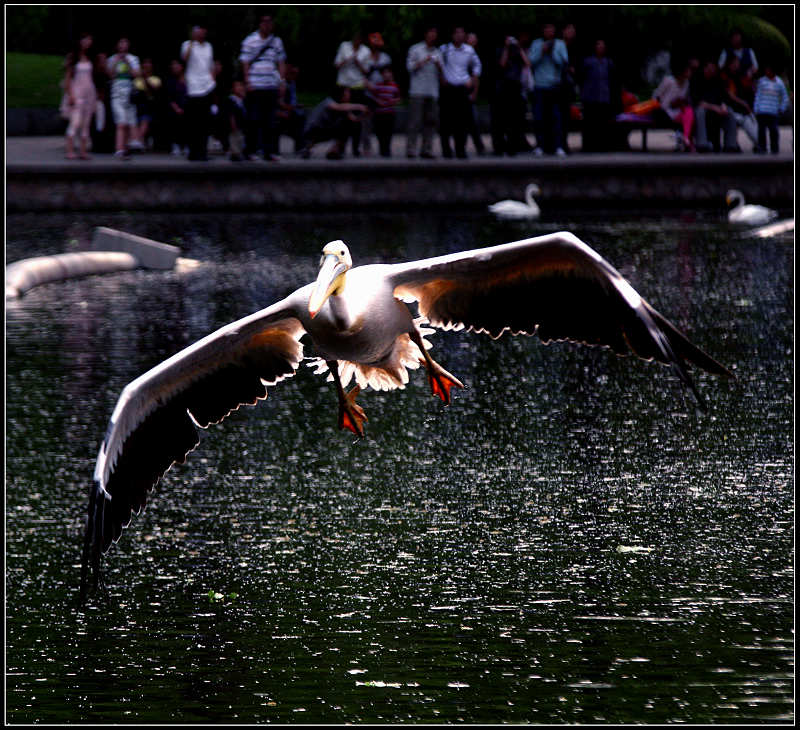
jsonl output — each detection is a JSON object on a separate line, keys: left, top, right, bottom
{"left": 245, "top": 88, "right": 279, "bottom": 158}
{"left": 185, "top": 92, "right": 212, "bottom": 160}
{"left": 344, "top": 88, "right": 366, "bottom": 154}
{"left": 167, "top": 109, "right": 187, "bottom": 150}
{"left": 581, "top": 102, "right": 613, "bottom": 152}
{"left": 373, "top": 113, "right": 395, "bottom": 157}
{"left": 440, "top": 84, "right": 471, "bottom": 157}
{"left": 307, "top": 115, "right": 359, "bottom": 149}
{"left": 756, "top": 113, "right": 780, "bottom": 153}
{"left": 559, "top": 79, "right": 575, "bottom": 151}
{"left": 532, "top": 87, "right": 563, "bottom": 154}
{"left": 491, "top": 79, "right": 527, "bottom": 155}
{"left": 466, "top": 101, "right": 484, "bottom": 153}
{"left": 277, "top": 108, "right": 307, "bottom": 152}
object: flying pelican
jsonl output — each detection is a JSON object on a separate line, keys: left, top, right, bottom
{"left": 81, "top": 232, "right": 733, "bottom": 598}
{"left": 726, "top": 189, "right": 778, "bottom": 226}
{"left": 488, "top": 183, "right": 541, "bottom": 219}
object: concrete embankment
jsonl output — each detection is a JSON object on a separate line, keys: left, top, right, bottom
{"left": 6, "top": 134, "right": 794, "bottom": 212}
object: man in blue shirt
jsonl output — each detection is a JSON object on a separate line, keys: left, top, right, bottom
{"left": 529, "top": 22, "right": 568, "bottom": 156}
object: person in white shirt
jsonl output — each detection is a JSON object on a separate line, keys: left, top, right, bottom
{"left": 239, "top": 14, "right": 287, "bottom": 161}
{"left": 439, "top": 26, "right": 481, "bottom": 158}
{"left": 181, "top": 25, "right": 216, "bottom": 161}
{"left": 333, "top": 31, "right": 371, "bottom": 156}
{"left": 405, "top": 26, "right": 443, "bottom": 158}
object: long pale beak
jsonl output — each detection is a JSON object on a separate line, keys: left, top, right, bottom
{"left": 309, "top": 255, "right": 347, "bottom": 318}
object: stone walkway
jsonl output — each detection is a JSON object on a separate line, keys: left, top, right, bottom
{"left": 6, "top": 126, "right": 794, "bottom": 170}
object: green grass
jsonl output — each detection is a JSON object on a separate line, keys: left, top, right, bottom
{"left": 4, "top": 54, "right": 412, "bottom": 110}
{"left": 6, "top": 52, "right": 64, "bottom": 108}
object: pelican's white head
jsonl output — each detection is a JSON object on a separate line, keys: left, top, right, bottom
{"left": 308, "top": 240, "right": 352, "bottom": 318}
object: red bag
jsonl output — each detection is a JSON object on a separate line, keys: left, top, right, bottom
{"left": 627, "top": 99, "right": 660, "bottom": 116}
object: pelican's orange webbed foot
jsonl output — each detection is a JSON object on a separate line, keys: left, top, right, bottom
{"left": 419, "top": 358, "right": 465, "bottom": 406}
{"left": 338, "top": 384, "right": 368, "bottom": 438}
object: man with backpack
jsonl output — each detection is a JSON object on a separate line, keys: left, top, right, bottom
{"left": 239, "top": 14, "right": 287, "bottom": 161}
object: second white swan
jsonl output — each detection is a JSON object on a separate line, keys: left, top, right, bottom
{"left": 489, "top": 183, "right": 541, "bottom": 219}
{"left": 726, "top": 189, "right": 778, "bottom": 226}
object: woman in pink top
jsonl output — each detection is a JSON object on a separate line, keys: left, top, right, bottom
{"left": 64, "top": 33, "right": 99, "bottom": 160}
{"left": 653, "top": 61, "right": 695, "bottom": 152}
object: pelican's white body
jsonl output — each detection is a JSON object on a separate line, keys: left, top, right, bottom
{"left": 489, "top": 184, "right": 541, "bottom": 220}
{"left": 300, "top": 266, "right": 414, "bottom": 364}
{"left": 297, "top": 265, "right": 430, "bottom": 391}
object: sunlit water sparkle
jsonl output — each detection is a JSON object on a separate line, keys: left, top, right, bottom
{"left": 6, "top": 209, "right": 793, "bottom": 723}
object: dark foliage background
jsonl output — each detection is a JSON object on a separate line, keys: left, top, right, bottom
{"left": 6, "top": 4, "right": 794, "bottom": 96}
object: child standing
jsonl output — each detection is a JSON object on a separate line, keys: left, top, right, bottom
{"left": 369, "top": 66, "right": 402, "bottom": 157}
{"left": 753, "top": 63, "right": 790, "bottom": 154}
{"left": 165, "top": 59, "right": 188, "bottom": 156}
{"left": 227, "top": 80, "right": 248, "bottom": 161}
{"left": 131, "top": 58, "right": 162, "bottom": 151}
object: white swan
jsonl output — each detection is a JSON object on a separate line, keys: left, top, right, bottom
{"left": 489, "top": 183, "right": 541, "bottom": 219}
{"left": 726, "top": 189, "right": 778, "bottom": 226}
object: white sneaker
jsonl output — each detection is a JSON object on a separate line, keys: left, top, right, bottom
{"left": 170, "top": 144, "right": 181, "bottom": 156}
{"left": 128, "top": 139, "right": 144, "bottom": 151}
{"left": 555, "top": 147, "right": 566, "bottom": 157}
{"left": 533, "top": 147, "right": 544, "bottom": 157}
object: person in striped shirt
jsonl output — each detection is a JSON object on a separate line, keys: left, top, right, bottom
{"left": 239, "top": 14, "right": 287, "bottom": 161}
{"left": 753, "top": 62, "right": 790, "bottom": 154}
{"left": 367, "top": 65, "right": 402, "bottom": 157}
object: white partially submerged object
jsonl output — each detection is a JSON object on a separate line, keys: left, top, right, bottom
{"left": 489, "top": 183, "right": 541, "bottom": 220}
{"left": 739, "top": 218, "right": 794, "bottom": 239}
{"left": 6, "top": 227, "right": 187, "bottom": 298}
{"left": 5, "top": 252, "right": 138, "bottom": 299}
{"left": 726, "top": 189, "right": 779, "bottom": 226}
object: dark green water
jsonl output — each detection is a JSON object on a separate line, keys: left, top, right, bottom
{"left": 6, "top": 209, "right": 793, "bottom": 723}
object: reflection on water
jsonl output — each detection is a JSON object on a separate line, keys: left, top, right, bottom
{"left": 6, "top": 210, "right": 793, "bottom": 723}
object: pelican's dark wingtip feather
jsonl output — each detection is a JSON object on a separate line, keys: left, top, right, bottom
{"left": 80, "top": 302, "right": 306, "bottom": 601}
{"left": 80, "top": 400, "right": 202, "bottom": 601}
{"left": 646, "top": 306, "right": 735, "bottom": 380}
{"left": 389, "top": 231, "right": 732, "bottom": 402}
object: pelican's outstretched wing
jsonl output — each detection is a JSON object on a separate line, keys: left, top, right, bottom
{"left": 387, "top": 231, "right": 733, "bottom": 400}
{"left": 81, "top": 292, "right": 307, "bottom": 598}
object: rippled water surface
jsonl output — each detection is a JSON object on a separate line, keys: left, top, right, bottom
{"left": 6, "top": 209, "right": 793, "bottom": 723}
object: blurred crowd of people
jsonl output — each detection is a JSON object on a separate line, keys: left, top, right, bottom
{"left": 60, "top": 16, "right": 792, "bottom": 162}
